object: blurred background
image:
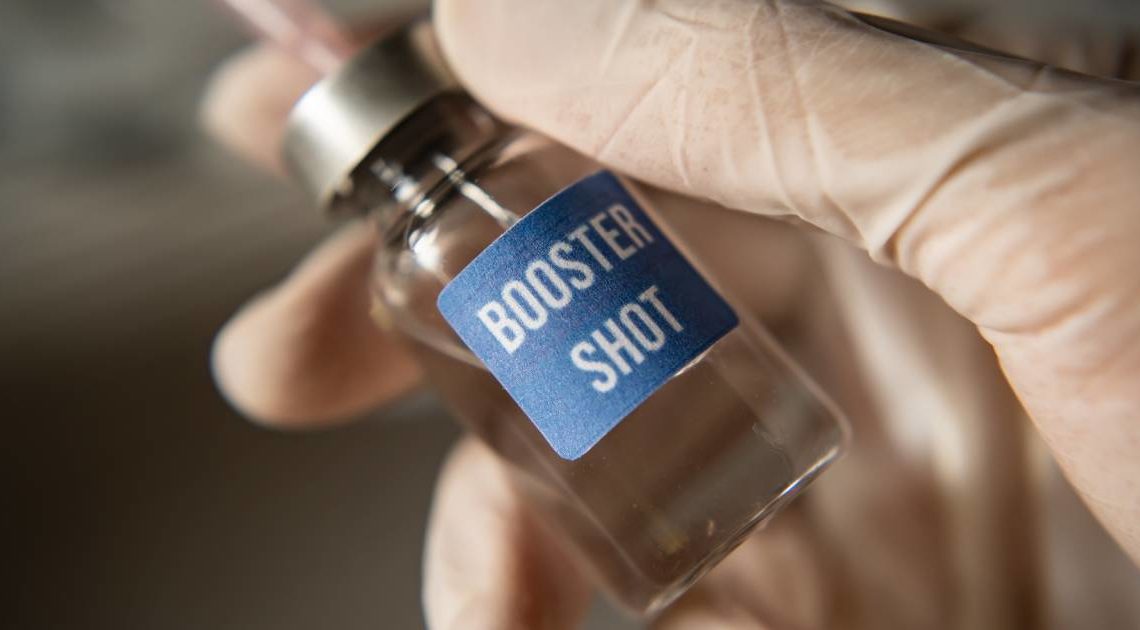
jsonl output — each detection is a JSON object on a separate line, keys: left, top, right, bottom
{"left": 2, "top": 1, "right": 1138, "bottom": 629}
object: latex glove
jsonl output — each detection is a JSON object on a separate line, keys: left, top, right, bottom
{"left": 202, "top": 1, "right": 1140, "bottom": 628}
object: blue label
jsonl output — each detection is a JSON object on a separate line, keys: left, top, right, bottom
{"left": 437, "top": 171, "right": 738, "bottom": 460}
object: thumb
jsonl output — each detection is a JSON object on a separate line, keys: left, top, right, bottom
{"left": 435, "top": 0, "right": 1140, "bottom": 561}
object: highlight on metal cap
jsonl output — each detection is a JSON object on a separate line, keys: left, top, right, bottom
{"left": 282, "top": 19, "right": 457, "bottom": 213}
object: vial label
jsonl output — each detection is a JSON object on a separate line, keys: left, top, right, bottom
{"left": 438, "top": 171, "right": 738, "bottom": 460}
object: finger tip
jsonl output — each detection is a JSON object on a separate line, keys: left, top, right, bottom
{"left": 210, "top": 292, "right": 307, "bottom": 428}
{"left": 210, "top": 291, "right": 372, "bottom": 430}
{"left": 210, "top": 225, "right": 423, "bottom": 429}
{"left": 200, "top": 44, "right": 320, "bottom": 173}
{"left": 432, "top": 0, "right": 539, "bottom": 122}
{"left": 200, "top": 48, "right": 250, "bottom": 138}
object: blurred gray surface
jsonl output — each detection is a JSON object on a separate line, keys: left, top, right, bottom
{"left": 1, "top": 1, "right": 1138, "bottom": 629}
{"left": 0, "top": 1, "right": 632, "bottom": 627}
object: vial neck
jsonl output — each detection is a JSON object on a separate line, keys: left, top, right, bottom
{"left": 337, "top": 92, "right": 512, "bottom": 225}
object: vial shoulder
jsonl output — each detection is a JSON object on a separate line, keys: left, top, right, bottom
{"left": 370, "top": 131, "right": 600, "bottom": 360}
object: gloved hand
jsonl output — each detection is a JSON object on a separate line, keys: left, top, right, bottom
{"left": 202, "top": 1, "right": 1140, "bottom": 627}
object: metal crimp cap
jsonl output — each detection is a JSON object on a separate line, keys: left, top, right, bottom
{"left": 282, "top": 21, "right": 457, "bottom": 213}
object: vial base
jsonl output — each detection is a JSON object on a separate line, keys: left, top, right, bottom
{"left": 408, "top": 323, "right": 843, "bottom": 615}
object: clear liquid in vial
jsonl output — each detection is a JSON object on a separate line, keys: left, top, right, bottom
{"left": 371, "top": 132, "right": 844, "bottom": 614}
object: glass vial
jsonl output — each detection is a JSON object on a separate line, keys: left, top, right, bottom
{"left": 283, "top": 23, "right": 847, "bottom": 616}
